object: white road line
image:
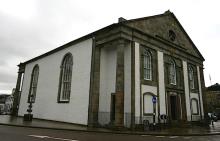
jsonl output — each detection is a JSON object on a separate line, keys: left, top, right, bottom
{"left": 183, "top": 137, "right": 192, "bottom": 139}
{"left": 28, "top": 135, "right": 47, "bottom": 138}
{"left": 141, "top": 135, "right": 151, "bottom": 137}
{"left": 169, "top": 136, "right": 179, "bottom": 139}
{"left": 28, "top": 135, "right": 78, "bottom": 141}
{"left": 155, "top": 136, "right": 165, "bottom": 138}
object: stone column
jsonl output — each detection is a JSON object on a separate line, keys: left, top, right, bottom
{"left": 115, "top": 40, "right": 125, "bottom": 127}
{"left": 183, "top": 61, "right": 191, "bottom": 121}
{"left": 158, "top": 51, "right": 166, "bottom": 115}
{"left": 12, "top": 63, "right": 25, "bottom": 116}
{"left": 197, "top": 66, "right": 205, "bottom": 119}
{"left": 130, "top": 41, "right": 135, "bottom": 129}
{"left": 88, "top": 39, "right": 101, "bottom": 127}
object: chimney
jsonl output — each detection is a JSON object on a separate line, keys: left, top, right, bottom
{"left": 118, "top": 17, "right": 126, "bottom": 23}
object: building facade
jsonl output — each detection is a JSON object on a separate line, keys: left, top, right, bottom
{"left": 0, "top": 94, "right": 13, "bottom": 115}
{"left": 14, "top": 11, "right": 205, "bottom": 128}
{"left": 204, "top": 83, "right": 220, "bottom": 115}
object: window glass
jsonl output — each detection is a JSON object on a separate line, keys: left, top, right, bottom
{"left": 58, "top": 53, "right": 73, "bottom": 102}
{"left": 143, "top": 50, "right": 152, "bottom": 80}
{"left": 28, "top": 65, "right": 39, "bottom": 103}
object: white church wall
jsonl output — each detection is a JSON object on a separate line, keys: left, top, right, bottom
{"left": 98, "top": 46, "right": 117, "bottom": 125}
{"left": 190, "top": 92, "right": 200, "bottom": 121}
{"left": 141, "top": 85, "right": 158, "bottom": 123}
{"left": 18, "top": 38, "right": 93, "bottom": 125}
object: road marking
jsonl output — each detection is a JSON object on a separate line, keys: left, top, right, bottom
{"left": 183, "top": 137, "right": 192, "bottom": 139}
{"left": 169, "top": 136, "right": 179, "bottom": 139}
{"left": 155, "top": 136, "right": 165, "bottom": 138}
{"left": 141, "top": 135, "right": 151, "bottom": 137}
{"left": 28, "top": 135, "right": 78, "bottom": 141}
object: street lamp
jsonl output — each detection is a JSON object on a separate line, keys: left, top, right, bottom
{"left": 23, "top": 95, "right": 34, "bottom": 121}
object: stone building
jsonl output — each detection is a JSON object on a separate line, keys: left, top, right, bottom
{"left": 204, "top": 83, "right": 220, "bottom": 114}
{"left": 13, "top": 11, "right": 205, "bottom": 128}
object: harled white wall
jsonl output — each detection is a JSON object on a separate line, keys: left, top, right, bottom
{"left": 18, "top": 38, "right": 93, "bottom": 125}
{"left": 98, "top": 46, "right": 117, "bottom": 125}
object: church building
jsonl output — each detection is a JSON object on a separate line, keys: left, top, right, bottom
{"left": 14, "top": 11, "right": 205, "bottom": 128}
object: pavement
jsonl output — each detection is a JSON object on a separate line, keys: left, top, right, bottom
{"left": 0, "top": 115, "right": 220, "bottom": 136}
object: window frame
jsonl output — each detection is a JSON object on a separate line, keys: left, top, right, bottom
{"left": 28, "top": 64, "right": 39, "bottom": 103}
{"left": 57, "top": 53, "right": 73, "bottom": 103}
{"left": 169, "top": 59, "right": 177, "bottom": 85}
{"left": 189, "top": 66, "right": 195, "bottom": 89}
{"left": 143, "top": 49, "right": 152, "bottom": 81}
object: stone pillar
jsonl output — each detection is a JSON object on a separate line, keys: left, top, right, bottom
{"left": 130, "top": 41, "right": 135, "bottom": 129}
{"left": 183, "top": 61, "right": 191, "bottom": 121}
{"left": 158, "top": 51, "right": 166, "bottom": 115}
{"left": 12, "top": 63, "right": 25, "bottom": 116}
{"left": 115, "top": 40, "right": 125, "bottom": 127}
{"left": 88, "top": 39, "right": 101, "bottom": 127}
{"left": 197, "top": 66, "right": 204, "bottom": 119}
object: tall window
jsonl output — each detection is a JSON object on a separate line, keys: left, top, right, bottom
{"left": 143, "top": 49, "right": 152, "bottom": 80}
{"left": 169, "top": 59, "right": 176, "bottom": 85}
{"left": 28, "top": 65, "right": 39, "bottom": 103}
{"left": 189, "top": 66, "right": 195, "bottom": 89}
{"left": 58, "top": 53, "right": 73, "bottom": 102}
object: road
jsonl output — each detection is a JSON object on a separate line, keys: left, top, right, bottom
{"left": 0, "top": 125, "right": 220, "bottom": 141}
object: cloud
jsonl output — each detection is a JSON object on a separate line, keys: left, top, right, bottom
{"left": 0, "top": 0, "right": 220, "bottom": 93}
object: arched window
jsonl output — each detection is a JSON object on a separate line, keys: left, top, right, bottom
{"left": 58, "top": 53, "right": 73, "bottom": 102}
{"left": 169, "top": 59, "right": 176, "bottom": 85}
{"left": 191, "top": 98, "right": 199, "bottom": 115}
{"left": 28, "top": 65, "right": 39, "bottom": 103}
{"left": 143, "top": 49, "right": 152, "bottom": 80}
{"left": 189, "top": 66, "right": 195, "bottom": 89}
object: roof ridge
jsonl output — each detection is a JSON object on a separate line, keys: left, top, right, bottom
{"left": 119, "top": 10, "right": 172, "bottom": 24}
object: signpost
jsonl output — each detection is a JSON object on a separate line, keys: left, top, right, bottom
{"left": 152, "top": 96, "right": 157, "bottom": 103}
{"left": 152, "top": 96, "right": 157, "bottom": 128}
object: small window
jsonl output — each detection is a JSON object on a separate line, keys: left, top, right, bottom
{"left": 58, "top": 53, "right": 73, "bottom": 102}
{"left": 189, "top": 66, "right": 195, "bottom": 89}
{"left": 28, "top": 65, "right": 39, "bottom": 103}
{"left": 168, "top": 30, "right": 176, "bottom": 41}
{"left": 191, "top": 98, "right": 199, "bottom": 115}
{"left": 143, "top": 49, "right": 152, "bottom": 80}
{"left": 169, "top": 59, "right": 176, "bottom": 85}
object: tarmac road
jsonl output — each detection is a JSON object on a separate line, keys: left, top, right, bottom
{"left": 0, "top": 125, "right": 220, "bottom": 141}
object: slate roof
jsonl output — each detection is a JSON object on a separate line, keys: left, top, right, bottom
{"left": 20, "top": 10, "right": 204, "bottom": 66}
{"left": 207, "top": 83, "right": 220, "bottom": 91}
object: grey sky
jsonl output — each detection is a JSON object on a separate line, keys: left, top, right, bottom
{"left": 0, "top": 0, "right": 220, "bottom": 93}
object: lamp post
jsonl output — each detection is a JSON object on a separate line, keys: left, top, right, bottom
{"left": 23, "top": 95, "right": 34, "bottom": 121}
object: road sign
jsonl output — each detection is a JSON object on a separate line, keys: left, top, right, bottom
{"left": 152, "top": 96, "right": 157, "bottom": 103}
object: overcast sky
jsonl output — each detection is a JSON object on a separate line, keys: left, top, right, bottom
{"left": 0, "top": 0, "right": 219, "bottom": 94}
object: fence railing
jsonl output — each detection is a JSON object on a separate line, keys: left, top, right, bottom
{"left": 97, "top": 112, "right": 204, "bottom": 130}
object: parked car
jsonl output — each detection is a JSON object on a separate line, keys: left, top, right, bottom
{"left": 0, "top": 94, "right": 13, "bottom": 115}
{"left": 213, "top": 108, "right": 220, "bottom": 120}
{"left": 208, "top": 113, "right": 218, "bottom": 122}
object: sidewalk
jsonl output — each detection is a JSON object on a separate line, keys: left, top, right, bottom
{"left": 0, "top": 115, "right": 220, "bottom": 136}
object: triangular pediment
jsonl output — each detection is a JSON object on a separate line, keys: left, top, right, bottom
{"left": 123, "top": 11, "right": 204, "bottom": 60}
